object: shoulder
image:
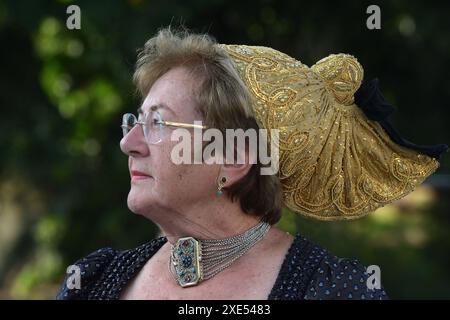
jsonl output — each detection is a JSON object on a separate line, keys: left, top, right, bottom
{"left": 56, "top": 247, "right": 119, "bottom": 300}
{"left": 270, "top": 234, "right": 388, "bottom": 300}
{"left": 56, "top": 237, "right": 167, "bottom": 300}
{"left": 304, "top": 253, "right": 388, "bottom": 300}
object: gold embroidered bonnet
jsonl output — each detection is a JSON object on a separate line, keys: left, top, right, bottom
{"left": 220, "top": 44, "right": 448, "bottom": 220}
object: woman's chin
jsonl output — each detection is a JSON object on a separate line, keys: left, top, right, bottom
{"left": 127, "top": 193, "right": 156, "bottom": 215}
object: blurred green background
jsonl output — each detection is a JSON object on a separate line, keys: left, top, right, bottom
{"left": 0, "top": 0, "right": 449, "bottom": 299}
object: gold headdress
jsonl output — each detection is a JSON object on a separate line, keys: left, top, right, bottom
{"left": 220, "top": 44, "right": 448, "bottom": 220}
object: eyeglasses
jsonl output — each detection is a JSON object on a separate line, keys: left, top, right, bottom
{"left": 121, "top": 110, "right": 207, "bottom": 144}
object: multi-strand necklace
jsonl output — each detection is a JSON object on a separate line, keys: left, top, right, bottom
{"left": 169, "top": 221, "right": 271, "bottom": 287}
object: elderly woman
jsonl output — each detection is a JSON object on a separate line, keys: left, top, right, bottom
{"left": 57, "top": 27, "right": 447, "bottom": 300}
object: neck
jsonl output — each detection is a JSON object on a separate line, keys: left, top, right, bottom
{"left": 145, "top": 196, "right": 264, "bottom": 245}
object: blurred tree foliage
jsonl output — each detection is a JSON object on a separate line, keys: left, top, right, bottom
{"left": 0, "top": 0, "right": 449, "bottom": 299}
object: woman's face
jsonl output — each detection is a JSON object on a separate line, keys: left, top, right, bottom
{"left": 120, "top": 66, "right": 220, "bottom": 217}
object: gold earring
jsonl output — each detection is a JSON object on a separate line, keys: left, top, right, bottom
{"left": 216, "top": 176, "right": 227, "bottom": 197}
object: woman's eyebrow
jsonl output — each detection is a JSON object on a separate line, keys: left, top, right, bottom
{"left": 137, "top": 103, "right": 176, "bottom": 115}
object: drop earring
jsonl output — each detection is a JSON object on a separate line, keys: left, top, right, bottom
{"left": 216, "top": 176, "right": 227, "bottom": 197}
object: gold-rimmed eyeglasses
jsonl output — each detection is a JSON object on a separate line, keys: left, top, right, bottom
{"left": 121, "top": 110, "right": 206, "bottom": 144}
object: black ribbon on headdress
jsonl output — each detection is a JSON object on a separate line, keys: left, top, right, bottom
{"left": 354, "top": 78, "right": 449, "bottom": 160}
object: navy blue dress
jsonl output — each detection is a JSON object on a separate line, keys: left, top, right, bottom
{"left": 56, "top": 234, "right": 388, "bottom": 300}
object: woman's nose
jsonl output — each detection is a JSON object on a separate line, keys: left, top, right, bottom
{"left": 120, "top": 125, "right": 150, "bottom": 157}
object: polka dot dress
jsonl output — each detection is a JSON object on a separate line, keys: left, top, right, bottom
{"left": 56, "top": 234, "right": 388, "bottom": 300}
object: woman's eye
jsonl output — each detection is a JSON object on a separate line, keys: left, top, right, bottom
{"left": 151, "top": 113, "right": 164, "bottom": 126}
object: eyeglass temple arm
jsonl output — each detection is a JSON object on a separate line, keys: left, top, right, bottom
{"left": 163, "top": 121, "right": 207, "bottom": 129}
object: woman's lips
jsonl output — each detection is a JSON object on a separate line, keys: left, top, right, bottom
{"left": 131, "top": 170, "right": 152, "bottom": 181}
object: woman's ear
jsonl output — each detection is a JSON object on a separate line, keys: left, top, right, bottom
{"left": 220, "top": 162, "right": 253, "bottom": 188}
{"left": 219, "top": 143, "right": 256, "bottom": 187}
